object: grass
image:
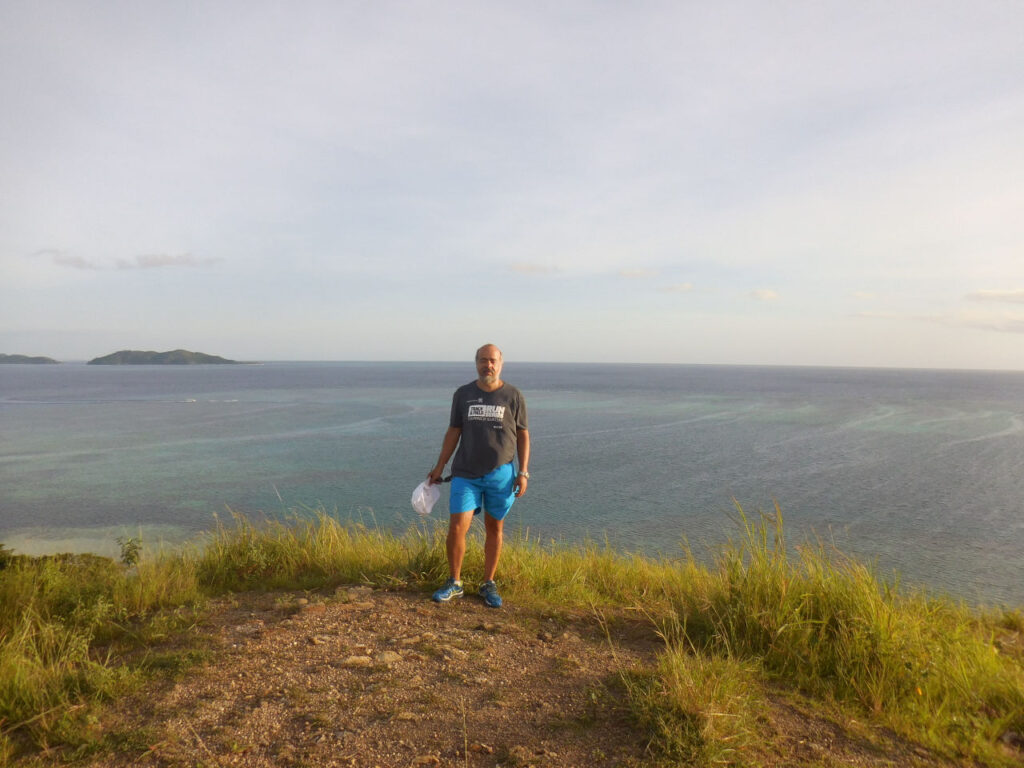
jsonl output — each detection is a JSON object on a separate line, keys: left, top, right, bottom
{"left": 662, "top": 506, "right": 1024, "bottom": 761}
{"left": 625, "top": 646, "right": 762, "bottom": 766}
{"left": 0, "top": 548, "right": 206, "bottom": 761}
{"left": 1, "top": 507, "right": 1023, "bottom": 766}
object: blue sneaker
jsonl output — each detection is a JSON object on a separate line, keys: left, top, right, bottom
{"left": 432, "top": 579, "right": 464, "bottom": 603}
{"left": 478, "top": 580, "right": 502, "bottom": 608}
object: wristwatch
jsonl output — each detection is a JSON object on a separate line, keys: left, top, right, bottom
{"left": 518, "top": 470, "right": 530, "bottom": 479}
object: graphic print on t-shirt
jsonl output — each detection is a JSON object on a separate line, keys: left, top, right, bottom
{"left": 468, "top": 404, "right": 506, "bottom": 422}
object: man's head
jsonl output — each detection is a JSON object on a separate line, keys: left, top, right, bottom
{"left": 475, "top": 344, "right": 504, "bottom": 388}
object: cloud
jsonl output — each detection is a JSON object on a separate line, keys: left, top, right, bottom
{"left": 952, "top": 310, "right": 1024, "bottom": 334}
{"left": 852, "top": 291, "right": 876, "bottom": 300}
{"left": 750, "top": 289, "right": 779, "bottom": 302}
{"left": 966, "top": 289, "right": 1024, "bottom": 304}
{"left": 52, "top": 253, "right": 102, "bottom": 270}
{"left": 31, "top": 249, "right": 102, "bottom": 270}
{"left": 618, "top": 269, "right": 657, "bottom": 279}
{"left": 38, "top": 251, "right": 221, "bottom": 271}
{"left": 854, "top": 309, "right": 1024, "bottom": 335}
{"left": 115, "top": 254, "right": 222, "bottom": 270}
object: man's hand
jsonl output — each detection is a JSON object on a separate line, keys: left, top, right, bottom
{"left": 429, "top": 427, "right": 462, "bottom": 485}
{"left": 514, "top": 474, "right": 528, "bottom": 498}
{"left": 427, "top": 465, "right": 445, "bottom": 485}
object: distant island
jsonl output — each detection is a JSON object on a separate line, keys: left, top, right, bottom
{"left": 0, "top": 353, "right": 60, "bottom": 364}
{"left": 87, "top": 349, "right": 240, "bottom": 365}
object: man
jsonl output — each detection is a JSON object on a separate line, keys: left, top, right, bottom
{"left": 427, "top": 344, "right": 530, "bottom": 608}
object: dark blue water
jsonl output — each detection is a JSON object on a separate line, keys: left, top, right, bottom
{"left": 2, "top": 362, "right": 1023, "bottom": 605}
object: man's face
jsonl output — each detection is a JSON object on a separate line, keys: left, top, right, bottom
{"left": 476, "top": 346, "right": 503, "bottom": 384}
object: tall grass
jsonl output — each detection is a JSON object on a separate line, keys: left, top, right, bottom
{"left": 0, "top": 551, "right": 204, "bottom": 759}
{"left": 1, "top": 507, "right": 1022, "bottom": 765}
{"left": 193, "top": 508, "right": 449, "bottom": 591}
{"left": 624, "top": 646, "right": 762, "bottom": 767}
{"left": 655, "top": 505, "right": 1024, "bottom": 762}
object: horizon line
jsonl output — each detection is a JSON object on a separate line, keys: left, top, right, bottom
{"left": 12, "top": 357, "right": 1024, "bottom": 374}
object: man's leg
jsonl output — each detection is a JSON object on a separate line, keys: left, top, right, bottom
{"left": 482, "top": 513, "right": 504, "bottom": 582}
{"left": 479, "top": 463, "right": 515, "bottom": 584}
{"left": 446, "top": 510, "right": 475, "bottom": 580}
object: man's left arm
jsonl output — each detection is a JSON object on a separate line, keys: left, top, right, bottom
{"left": 514, "top": 428, "right": 530, "bottom": 497}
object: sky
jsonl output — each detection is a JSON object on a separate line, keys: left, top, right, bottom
{"left": 2, "top": 1, "right": 1023, "bottom": 368}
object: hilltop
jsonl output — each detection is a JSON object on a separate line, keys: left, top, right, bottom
{"left": 68, "top": 587, "right": 962, "bottom": 768}
{"left": 87, "top": 349, "right": 239, "bottom": 365}
{"left": 0, "top": 353, "right": 59, "bottom": 364}
{"left": 2, "top": 512, "right": 1022, "bottom": 766}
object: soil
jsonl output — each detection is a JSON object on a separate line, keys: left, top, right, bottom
{"left": 67, "top": 586, "right": 975, "bottom": 767}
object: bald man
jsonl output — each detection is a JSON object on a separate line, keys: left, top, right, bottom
{"left": 427, "top": 344, "right": 530, "bottom": 608}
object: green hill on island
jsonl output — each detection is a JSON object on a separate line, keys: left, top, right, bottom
{"left": 0, "top": 353, "right": 59, "bottom": 364}
{"left": 87, "top": 349, "right": 239, "bottom": 365}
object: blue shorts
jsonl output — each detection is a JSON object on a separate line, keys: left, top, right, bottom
{"left": 449, "top": 463, "right": 516, "bottom": 521}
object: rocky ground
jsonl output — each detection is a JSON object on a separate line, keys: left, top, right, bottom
{"left": 67, "top": 586, "right": 976, "bottom": 767}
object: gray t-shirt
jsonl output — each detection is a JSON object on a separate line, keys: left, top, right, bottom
{"left": 449, "top": 381, "right": 528, "bottom": 478}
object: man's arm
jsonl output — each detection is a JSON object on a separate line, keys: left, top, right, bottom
{"left": 514, "top": 428, "right": 530, "bottom": 497}
{"left": 428, "top": 426, "right": 461, "bottom": 484}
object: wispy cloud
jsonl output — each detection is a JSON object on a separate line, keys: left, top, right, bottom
{"left": 38, "top": 251, "right": 221, "bottom": 271}
{"left": 750, "top": 289, "right": 779, "bottom": 302}
{"left": 116, "top": 254, "right": 222, "bottom": 270}
{"left": 966, "top": 289, "right": 1024, "bottom": 304}
{"left": 856, "top": 309, "right": 1024, "bottom": 335}
{"left": 32, "top": 249, "right": 103, "bottom": 270}
{"left": 618, "top": 269, "right": 657, "bottom": 279}
{"left": 52, "top": 253, "right": 102, "bottom": 270}
{"left": 952, "top": 310, "right": 1024, "bottom": 334}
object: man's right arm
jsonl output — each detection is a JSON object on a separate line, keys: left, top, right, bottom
{"left": 428, "top": 426, "right": 461, "bottom": 484}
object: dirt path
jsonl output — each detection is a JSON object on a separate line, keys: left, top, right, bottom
{"left": 74, "top": 586, "right": 966, "bottom": 768}
{"left": 84, "top": 587, "right": 657, "bottom": 767}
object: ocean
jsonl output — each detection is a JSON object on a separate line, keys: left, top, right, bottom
{"left": 2, "top": 361, "right": 1023, "bottom": 606}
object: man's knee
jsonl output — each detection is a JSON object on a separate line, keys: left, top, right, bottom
{"left": 484, "top": 514, "right": 504, "bottom": 537}
{"left": 449, "top": 511, "right": 474, "bottom": 535}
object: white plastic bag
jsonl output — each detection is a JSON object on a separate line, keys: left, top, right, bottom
{"left": 411, "top": 480, "right": 441, "bottom": 516}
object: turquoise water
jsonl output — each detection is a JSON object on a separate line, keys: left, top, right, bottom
{"left": 2, "top": 362, "right": 1023, "bottom": 605}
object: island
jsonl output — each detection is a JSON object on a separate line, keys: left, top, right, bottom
{"left": 87, "top": 349, "right": 240, "bottom": 365}
{"left": 0, "top": 353, "right": 60, "bottom": 364}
